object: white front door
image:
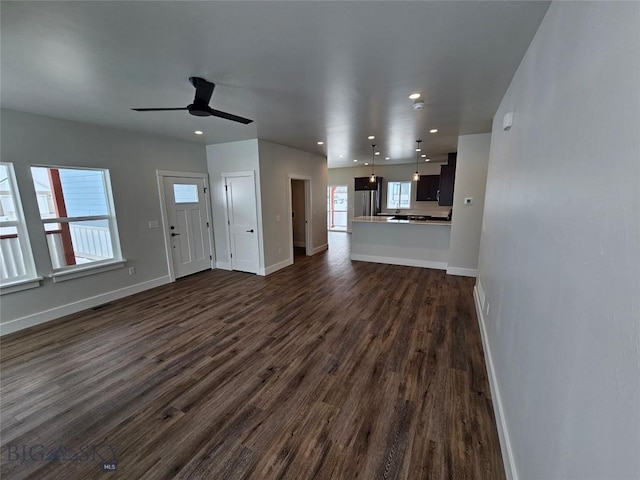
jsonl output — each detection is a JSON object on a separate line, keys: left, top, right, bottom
{"left": 224, "top": 173, "right": 259, "bottom": 274}
{"left": 163, "top": 176, "right": 212, "bottom": 278}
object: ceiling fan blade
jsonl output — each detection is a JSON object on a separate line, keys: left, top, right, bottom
{"left": 131, "top": 107, "right": 188, "bottom": 111}
{"left": 190, "top": 77, "right": 215, "bottom": 106}
{"left": 208, "top": 108, "right": 254, "bottom": 125}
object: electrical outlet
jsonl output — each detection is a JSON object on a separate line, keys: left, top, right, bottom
{"left": 275, "top": 215, "right": 281, "bottom": 222}
{"left": 278, "top": 248, "right": 282, "bottom": 254}
{"left": 148, "top": 220, "right": 159, "bottom": 229}
{"left": 128, "top": 267, "right": 136, "bottom": 275}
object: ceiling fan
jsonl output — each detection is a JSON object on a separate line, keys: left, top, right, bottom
{"left": 132, "top": 77, "right": 253, "bottom": 125}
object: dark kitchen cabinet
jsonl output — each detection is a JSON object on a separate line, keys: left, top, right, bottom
{"left": 447, "top": 152, "right": 457, "bottom": 168}
{"left": 438, "top": 165, "right": 455, "bottom": 206}
{"left": 416, "top": 175, "right": 440, "bottom": 201}
{"left": 354, "top": 176, "right": 382, "bottom": 191}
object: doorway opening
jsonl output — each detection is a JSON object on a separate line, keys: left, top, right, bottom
{"left": 327, "top": 185, "right": 348, "bottom": 231}
{"left": 288, "top": 176, "right": 311, "bottom": 262}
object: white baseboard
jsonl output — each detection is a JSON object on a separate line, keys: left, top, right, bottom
{"left": 310, "top": 243, "right": 328, "bottom": 255}
{"left": 260, "top": 257, "right": 293, "bottom": 276}
{"left": 473, "top": 286, "right": 517, "bottom": 480}
{"left": 293, "top": 241, "right": 306, "bottom": 248}
{"left": 215, "top": 261, "right": 232, "bottom": 270}
{"left": 446, "top": 266, "right": 478, "bottom": 277}
{"left": 350, "top": 254, "right": 447, "bottom": 270}
{"left": 0, "top": 276, "right": 172, "bottom": 337}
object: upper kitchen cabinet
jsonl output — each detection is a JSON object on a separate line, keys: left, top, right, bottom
{"left": 355, "top": 176, "right": 382, "bottom": 191}
{"left": 438, "top": 153, "right": 457, "bottom": 206}
{"left": 416, "top": 175, "right": 440, "bottom": 201}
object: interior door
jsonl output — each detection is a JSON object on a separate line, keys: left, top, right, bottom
{"left": 225, "top": 174, "right": 259, "bottom": 274}
{"left": 163, "top": 176, "right": 212, "bottom": 278}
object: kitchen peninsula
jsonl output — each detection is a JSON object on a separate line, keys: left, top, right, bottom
{"left": 351, "top": 215, "right": 451, "bottom": 269}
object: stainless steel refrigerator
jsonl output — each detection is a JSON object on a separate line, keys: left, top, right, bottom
{"left": 354, "top": 190, "right": 378, "bottom": 217}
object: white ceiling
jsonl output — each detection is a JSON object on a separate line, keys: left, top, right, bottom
{"left": 1, "top": 1, "right": 549, "bottom": 168}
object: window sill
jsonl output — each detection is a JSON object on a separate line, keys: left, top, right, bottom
{"left": 51, "top": 259, "right": 126, "bottom": 283}
{"left": 1, "top": 277, "right": 43, "bottom": 295}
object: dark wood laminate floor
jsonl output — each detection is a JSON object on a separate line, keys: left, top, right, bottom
{"left": 0, "top": 232, "right": 505, "bottom": 480}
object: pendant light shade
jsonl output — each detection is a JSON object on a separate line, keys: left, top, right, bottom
{"left": 369, "top": 144, "right": 376, "bottom": 183}
{"left": 413, "top": 139, "right": 422, "bottom": 181}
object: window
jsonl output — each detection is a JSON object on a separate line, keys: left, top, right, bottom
{"left": 173, "top": 184, "right": 199, "bottom": 203}
{"left": 387, "top": 181, "right": 412, "bottom": 210}
{"left": 30, "top": 166, "right": 122, "bottom": 272}
{"left": 0, "top": 163, "right": 38, "bottom": 290}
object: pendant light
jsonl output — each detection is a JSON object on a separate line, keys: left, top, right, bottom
{"left": 369, "top": 144, "right": 376, "bottom": 182}
{"left": 413, "top": 139, "right": 422, "bottom": 182}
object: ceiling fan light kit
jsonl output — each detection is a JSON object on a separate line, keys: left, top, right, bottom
{"left": 132, "top": 77, "right": 253, "bottom": 125}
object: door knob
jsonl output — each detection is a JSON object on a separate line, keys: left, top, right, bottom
{"left": 246, "top": 229, "right": 254, "bottom": 233}
{"left": 171, "top": 233, "right": 180, "bottom": 237}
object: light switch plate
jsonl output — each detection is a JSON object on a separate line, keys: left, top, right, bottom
{"left": 464, "top": 197, "right": 473, "bottom": 205}
{"left": 148, "top": 220, "right": 159, "bottom": 229}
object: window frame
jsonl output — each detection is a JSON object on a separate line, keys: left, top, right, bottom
{"left": 30, "top": 165, "right": 124, "bottom": 277}
{"left": 0, "top": 162, "right": 41, "bottom": 293}
{"left": 386, "top": 181, "right": 412, "bottom": 210}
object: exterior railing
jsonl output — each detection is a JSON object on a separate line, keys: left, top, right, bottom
{"left": 1, "top": 224, "right": 113, "bottom": 280}
{"left": 0, "top": 235, "right": 26, "bottom": 280}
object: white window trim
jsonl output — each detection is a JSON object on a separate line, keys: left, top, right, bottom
{"left": 31, "top": 165, "right": 124, "bottom": 272}
{"left": 1, "top": 277, "right": 43, "bottom": 295}
{"left": 386, "top": 181, "right": 412, "bottom": 210}
{"left": 0, "top": 162, "right": 39, "bottom": 291}
{"left": 51, "top": 259, "right": 126, "bottom": 283}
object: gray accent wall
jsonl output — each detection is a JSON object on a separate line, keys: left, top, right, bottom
{"left": 205, "top": 139, "right": 261, "bottom": 268}
{"left": 447, "top": 133, "right": 491, "bottom": 275}
{"left": 257, "top": 140, "right": 327, "bottom": 268}
{"left": 206, "top": 139, "right": 327, "bottom": 274}
{"left": 1, "top": 109, "right": 207, "bottom": 328}
{"left": 477, "top": 2, "right": 640, "bottom": 479}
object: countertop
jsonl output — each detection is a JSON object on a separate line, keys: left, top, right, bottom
{"left": 353, "top": 215, "right": 451, "bottom": 226}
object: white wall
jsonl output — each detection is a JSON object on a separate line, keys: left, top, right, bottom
{"left": 1, "top": 109, "right": 207, "bottom": 332}
{"left": 205, "top": 140, "right": 261, "bottom": 269}
{"left": 477, "top": 2, "right": 640, "bottom": 479}
{"left": 447, "top": 133, "right": 491, "bottom": 276}
{"left": 257, "top": 140, "right": 327, "bottom": 271}
{"left": 328, "top": 163, "right": 446, "bottom": 232}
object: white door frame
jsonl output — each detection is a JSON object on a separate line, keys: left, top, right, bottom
{"left": 287, "top": 174, "right": 312, "bottom": 261}
{"left": 221, "top": 170, "right": 263, "bottom": 274}
{"left": 157, "top": 170, "right": 214, "bottom": 282}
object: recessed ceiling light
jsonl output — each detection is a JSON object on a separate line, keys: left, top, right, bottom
{"left": 415, "top": 148, "right": 421, "bottom": 152}
{"left": 385, "top": 157, "right": 390, "bottom": 160}
{"left": 317, "top": 141, "right": 324, "bottom": 145}
{"left": 367, "top": 135, "right": 375, "bottom": 140}
{"left": 339, "top": 155, "right": 344, "bottom": 158}
{"left": 364, "top": 162, "right": 369, "bottom": 166}
{"left": 421, "top": 154, "right": 427, "bottom": 158}
{"left": 194, "top": 130, "right": 203, "bottom": 135}
{"left": 429, "top": 128, "right": 438, "bottom": 133}
{"left": 425, "top": 158, "right": 430, "bottom": 162}
{"left": 353, "top": 159, "right": 358, "bottom": 162}
{"left": 375, "top": 152, "right": 380, "bottom": 155}
{"left": 409, "top": 93, "right": 421, "bottom": 100}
